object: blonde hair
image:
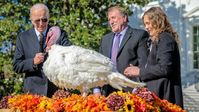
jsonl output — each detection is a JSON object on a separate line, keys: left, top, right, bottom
{"left": 142, "top": 7, "right": 180, "bottom": 45}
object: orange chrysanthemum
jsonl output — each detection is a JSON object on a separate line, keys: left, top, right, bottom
{"left": 2, "top": 89, "right": 186, "bottom": 112}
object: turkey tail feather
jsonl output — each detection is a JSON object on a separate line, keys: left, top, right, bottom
{"left": 108, "top": 72, "right": 146, "bottom": 90}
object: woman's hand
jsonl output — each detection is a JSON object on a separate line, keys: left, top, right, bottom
{"left": 124, "top": 64, "right": 140, "bottom": 77}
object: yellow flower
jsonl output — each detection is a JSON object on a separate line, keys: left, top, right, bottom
{"left": 5, "top": 89, "right": 185, "bottom": 112}
{"left": 38, "top": 100, "right": 47, "bottom": 109}
{"left": 123, "top": 99, "right": 135, "bottom": 112}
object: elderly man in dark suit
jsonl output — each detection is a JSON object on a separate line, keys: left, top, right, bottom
{"left": 93, "top": 5, "right": 149, "bottom": 96}
{"left": 13, "top": 3, "right": 71, "bottom": 97}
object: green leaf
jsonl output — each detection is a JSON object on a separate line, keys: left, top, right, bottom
{"left": 0, "top": 0, "right": 149, "bottom": 97}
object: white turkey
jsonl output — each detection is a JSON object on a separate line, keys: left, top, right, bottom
{"left": 43, "top": 44, "right": 145, "bottom": 93}
{"left": 43, "top": 26, "right": 145, "bottom": 94}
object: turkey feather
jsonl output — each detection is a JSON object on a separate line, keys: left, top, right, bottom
{"left": 43, "top": 45, "right": 145, "bottom": 93}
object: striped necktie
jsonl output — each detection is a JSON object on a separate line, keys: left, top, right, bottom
{"left": 39, "top": 33, "right": 44, "bottom": 52}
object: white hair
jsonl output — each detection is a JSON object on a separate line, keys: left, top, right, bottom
{"left": 30, "top": 3, "right": 50, "bottom": 19}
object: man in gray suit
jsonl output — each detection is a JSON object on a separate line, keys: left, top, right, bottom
{"left": 13, "top": 3, "right": 71, "bottom": 97}
{"left": 93, "top": 5, "right": 149, "bottom": 96}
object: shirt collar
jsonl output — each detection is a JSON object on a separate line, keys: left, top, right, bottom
{"left": 119, "top": 26, "right": 128, "bottom": 36}
{"left": 34, "top": 27, "right": 47, "bottom": 37}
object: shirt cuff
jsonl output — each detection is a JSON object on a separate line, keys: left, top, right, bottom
{"left": 33, "top": 64, "right": 38, "bottom": 70}
{"left": 93, "top": 88, "right": 101, "bottom": 94}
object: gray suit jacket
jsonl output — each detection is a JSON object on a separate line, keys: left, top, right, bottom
{"left": 13, "top": 26, "right": 71, "bottom": 97}
{"left": 99, "top": 26, "right": 149, "bottom": 95}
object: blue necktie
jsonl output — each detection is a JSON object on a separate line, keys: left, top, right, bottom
{"left": 111, "top": 33, "right": 121, "bottom": 66}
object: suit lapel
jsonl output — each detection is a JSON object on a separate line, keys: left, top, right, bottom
{"left": 29, "top": 28, "right": 40, "bottom": 53}
{"left": 118, "top": 27, "right": 132, "bottom": 54}
{"left": 107, "top": 33, "right": 114, "bottom": 58}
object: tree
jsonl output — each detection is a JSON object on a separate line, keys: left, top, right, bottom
{"left": 0, "top": 0, "right": 149, "bottom": 98}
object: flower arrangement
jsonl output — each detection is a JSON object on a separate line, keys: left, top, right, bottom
{"left": 0, "top": 87, "right": 186, "bottom": 112}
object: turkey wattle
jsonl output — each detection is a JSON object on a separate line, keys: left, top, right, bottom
{"left": 45, "top": 26, "right": 61, "bottom": 52}
{"left": 43, "top": 45, "right": 145, "bottom": 93}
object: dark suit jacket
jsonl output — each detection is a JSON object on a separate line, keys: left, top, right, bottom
{"left": 100, "top": 26, "right": 149, "bottom": 95}
{"left": 139, "top": 32, "right": 183, "bottom": 108}
{"left": 13, "top": 26, "right": 72, "bottom": 97}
